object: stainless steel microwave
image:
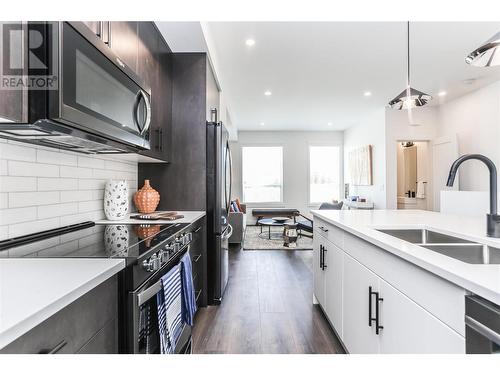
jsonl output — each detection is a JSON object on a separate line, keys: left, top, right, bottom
{"left": 0, "top": 22, "right": 151, "bottom": 154}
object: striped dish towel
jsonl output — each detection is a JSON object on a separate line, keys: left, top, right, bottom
{"left": 180, "top": 252, "right": 197, "bottom": 326}
{"left": 157, "top": 263, "right": 183, "bottom": 354}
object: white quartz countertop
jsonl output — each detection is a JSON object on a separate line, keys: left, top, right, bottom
{"left": 0, "top": 258, "right": 124, "bottom": 350}
{"left": 95, "top": 210, "right": 206, "bottom": 225}
{"left": 312, "top": 209, "right": 500, "bottom": 305}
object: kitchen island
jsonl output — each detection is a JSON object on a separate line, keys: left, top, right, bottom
{"left": 311, "top": 209, "right": 500, "bottom": 354}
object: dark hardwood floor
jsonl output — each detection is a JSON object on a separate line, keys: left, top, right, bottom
{"left": 192, "top": 245, "right": 345, "bottom": 354}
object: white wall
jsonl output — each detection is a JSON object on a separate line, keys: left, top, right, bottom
{"left": 0, "top": 140, "right": 138, "bottom": 240}
{"left": 436, "top": 80, "right": 500, "bottom": 192}
{"left": 231, "top": 131, "right": 343, "bottom": 223}
{"left": 343, "top": 109, "right": 386, "bottom": 208}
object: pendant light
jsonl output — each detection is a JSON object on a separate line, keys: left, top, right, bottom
{"left": 466, "top": 31, "right": 500, "bottom": 67}
{"left": 388, "top": 22, "right": 432, "bottom": 110}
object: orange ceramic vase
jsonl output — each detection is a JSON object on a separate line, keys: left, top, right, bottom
{"left": 134, "top": 180, "right": 160, "bottom": 214}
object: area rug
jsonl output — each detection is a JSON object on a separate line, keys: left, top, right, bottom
{"left": 243, "top": 225, "right": 313, "bottom": 250}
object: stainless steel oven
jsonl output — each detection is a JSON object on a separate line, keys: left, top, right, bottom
{"left": 0, "top": 22, "right": 151, "bottom": 153}
{"left": 124, "top": 230, "right": 194, "bottom": 354}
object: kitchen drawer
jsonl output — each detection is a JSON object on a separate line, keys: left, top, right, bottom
{"left": 1, "top": 276, "right": 118, "bottom": 354}
{"left": 314, "top": 217, "right": 344, "bottom": 249}
{"left": 343, "top": 232, "right": 466, "bottom": 336}
{"left": 77, "top": 318, "right": 118, "bottom": 354}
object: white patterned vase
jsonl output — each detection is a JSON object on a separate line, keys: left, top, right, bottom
{"left": 104, "top": 180, "right": 129, "bottom": 220}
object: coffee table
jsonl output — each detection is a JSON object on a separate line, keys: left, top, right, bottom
{"left": 257, "top": 218, "right": 293, "bottom": 240}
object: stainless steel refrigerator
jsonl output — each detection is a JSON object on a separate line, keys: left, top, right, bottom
{"left": 206, "top": 110, "right": 232, "bottom": 305}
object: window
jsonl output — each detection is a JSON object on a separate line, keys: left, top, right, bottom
{"left": 309, "top": 146, "right": 341, "bottom": 204}
{"left": 242, "top": 146, "right": 283, "bottom": 203}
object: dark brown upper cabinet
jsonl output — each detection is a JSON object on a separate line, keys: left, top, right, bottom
{"left": 108, "top": 22, "right": 139, "bottom": 74}
{"left": 137, "top": 23, "right": 172, "bottom": 162}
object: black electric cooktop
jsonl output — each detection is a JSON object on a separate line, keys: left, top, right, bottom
{"left": 0, "top": 221, "right": 189, "bottom": 263}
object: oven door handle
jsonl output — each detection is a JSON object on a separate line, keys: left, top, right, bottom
{"left": 137, "top": 279, "right": 162, "bottom": 307}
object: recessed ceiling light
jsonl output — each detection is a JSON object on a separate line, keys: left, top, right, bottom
{"left": 260, "top": 122, "right": 265, "bottom": 126}
{"left": 327, "top": 122, "right": 333, "bottom": 126}
{"left": 363, "top": 91, "right": 372, "bottom": 97}
{"left": 438, "top": 91, "right": 447, "bottom": 97}
{"left": 264, "top": 90, "right": 272, "bottom": 96}
{"left": 245, "top": 39, "right": 255, "bottom": 46}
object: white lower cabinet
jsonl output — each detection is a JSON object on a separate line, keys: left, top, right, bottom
{"left": 342, "top": 253, "right": 465, "bottom": 353}
{"left": 343, "top": 253, "right": 380, "bottom": 353}
{"left": 324, "top": 240, "right": 343, "bottom": 338}
{"left": 378, "top": 278, "right": 464, "bottom": 353}
{"left": 313, "top": 233, "right": 344, "bottom": 338}
{"left": 314, "top": 219, "right": 465, "bottom": 354}
{"left": 313, "top": 235, "right": 326, "bottom": 307}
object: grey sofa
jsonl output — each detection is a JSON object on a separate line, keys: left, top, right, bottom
{"left": 228, "top": 204, "right": 247, "bottom": 244}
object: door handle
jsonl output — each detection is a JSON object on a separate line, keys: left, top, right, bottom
{"left": 369, "top": 287, "right": 383, "bottom": 334}
{"left": 322, "top": 246, "right": 327, "bottom": 270}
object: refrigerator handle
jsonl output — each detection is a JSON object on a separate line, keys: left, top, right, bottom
{"left": 210, "top": 108, "right": 218, "bottom": 123}
{"left": 226, "top": 141, "right": 233, "bottom": 214}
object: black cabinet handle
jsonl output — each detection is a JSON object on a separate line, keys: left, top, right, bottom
{"left": 319, "top": 244, "right": 324, "bottom": 269}
{"left": 368, "top": 287, "right": 383, "bottom": 334}
{"left": 319, "top": 226, "right": 329, "bottom": 233}
{"left": 375, "top": 292, "right": 384, "bottom": 335}
{"left": 159, "top": 129, "right": 164, "bottom": 151}
{"left": 40, "top": 340, "right": 67, "bottom": 354}
{"left": 369, "top": 286, "right": 374, "bottom": 327}
{"left": 322, "top": 246, "right": 328, "bottom": 270}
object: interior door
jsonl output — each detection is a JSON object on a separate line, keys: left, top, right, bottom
{"left": 342, "top": 254, "right": 380, "bottom": 353}
{"left": 432, "top": 135, "right": 459, "bottom": 211}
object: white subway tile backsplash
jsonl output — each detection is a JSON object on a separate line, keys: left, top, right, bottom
{"left": 77, "top": 155, "right": 105, "bottom": 169}
{"left": 0, "top": 140, "right": 138, "bottom": 240}
{"left": 0, "top": 207, "right": 37, "bottom": 225}
{"left": 78, "top": 179, "right": 106, "bottom": 190}
{"left": 37, "top": 202, "right": 79, "bottom": 219}
{"left": 8, "top": 161, "right": 59, "bottom": 177}
{"left": 0, "top": 143, "right": 36, "bottom": 162}
{"left": 0, "top": 160, "right": 7, "bottom": 175}
{"left": 0, "top": 225, "right": 8, "bottom": 240}
{"left": 60, "top": 166, "right": 93, "bottom": 178}
{"left": 9, "top": 191, "right": 60, "bottom": 208}
{"left": 0, "top": 176, "right": 37, "bottom": 192}
{"left": 78, "top": 200, "right": 102, "bottom": 213}
{"left": 104, "top": 159, "right": 136, "bottom": 172}
{"left": 0, "top": 193, "right": 7, "bottom": 209}
{"left": 60, "top": 211, "right": 103, "bottom": 227}
{"left": 9, "top": 218, "right": 60, "bottom": 238}
{"left": 60, "top": 190, "right": 94, "bottom": 203}
{"left": 37, "top": 178, "right": 78, "bottom": 191}
{"left": 36, "top": 149, "right": 77, "bottom": 166}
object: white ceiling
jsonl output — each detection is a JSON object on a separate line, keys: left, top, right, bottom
{"left": 158, "top": 22, "right": 500, "bottom": 131}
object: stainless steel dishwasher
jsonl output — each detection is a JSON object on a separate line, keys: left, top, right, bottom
{"left": 465, "top": 295, "right": 500, "bottom": 354}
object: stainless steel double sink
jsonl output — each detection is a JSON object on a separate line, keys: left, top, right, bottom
{"left": 376, "top": 229, "right": 500, "bottom": 265}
